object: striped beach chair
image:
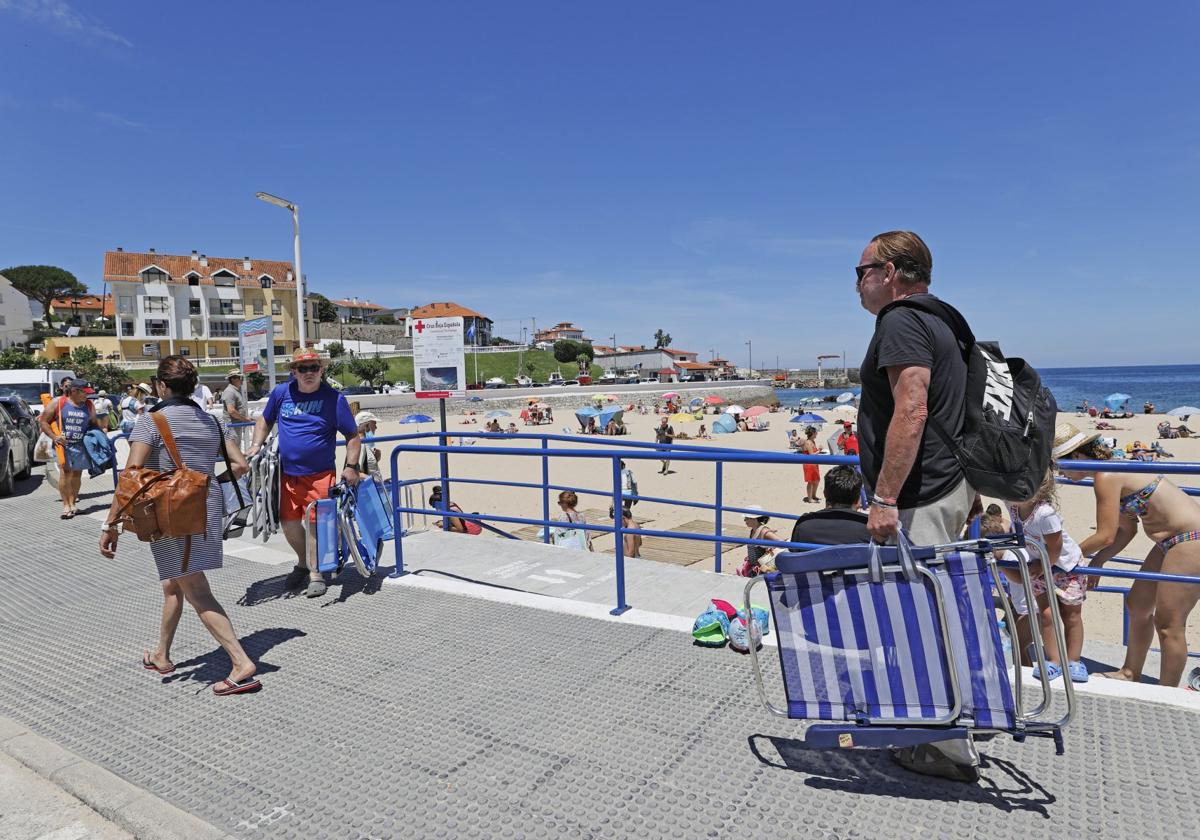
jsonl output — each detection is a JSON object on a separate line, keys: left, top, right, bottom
{"left": 745, "top": 534, "right": 1073, "bottom": 753}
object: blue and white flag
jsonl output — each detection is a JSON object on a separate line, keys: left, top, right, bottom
{"left": 466, "top": 321, "right": 477, "bottom": 342}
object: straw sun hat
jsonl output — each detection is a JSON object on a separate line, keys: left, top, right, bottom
{"left": 1051, "top": 422, "right": 1101, "bottom": 460}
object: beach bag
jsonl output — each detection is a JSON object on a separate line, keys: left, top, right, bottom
{"left": 34, "top": 432, "right": 53, "bottom": 462}
{"left": 108, "top": 411, "right": 209, "bottom": 544}
{"left": 881, "top": 297, "right": 1058, "bottom": 501}
{"left": 551, "top": 511, "right": 591, "bottom": 550}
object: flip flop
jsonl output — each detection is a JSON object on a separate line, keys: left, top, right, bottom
{"left": 212, "top": 676, "right": 261, "bottom": 696}
{"left": 142, "top": 654, "right": 176, "bottom": 675}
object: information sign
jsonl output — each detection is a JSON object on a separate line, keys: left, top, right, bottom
{"left": 412, "top": 316, "right": 466, "bottom": 399}
{"left": 238, "top": 316, "right": 277, "bottom": 390}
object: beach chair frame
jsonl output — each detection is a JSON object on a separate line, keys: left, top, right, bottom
{"left": 744, "top": 534, "right": 1075, "bottom": 753}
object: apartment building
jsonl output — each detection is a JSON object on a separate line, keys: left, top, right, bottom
{"left": 47, "top": 293, "right": 112, "bottom": 327}
{"left": 0, "top": 272, "right": 35, "bottom": 349}
{"left": 41, "top": 249, "right": 317, "bottom": 362}
{"left": 333, "top": 297, "right": 387, "bottom": 323}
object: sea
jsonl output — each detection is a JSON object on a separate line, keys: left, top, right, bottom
{"left": 774, "top": 364, "right": 1200, "bottom": 413}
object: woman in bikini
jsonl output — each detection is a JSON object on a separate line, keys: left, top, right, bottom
{"left": 1055, "top": 423, "right": 1200, "bottom": 688}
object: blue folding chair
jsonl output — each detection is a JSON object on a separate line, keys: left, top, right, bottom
{"left": 305, "top": 482, "right": 380, "bottom": 579}
{"left": 745, "top": 533, "right": 1074, "bottom": 754}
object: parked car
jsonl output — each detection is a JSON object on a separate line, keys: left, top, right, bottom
{"left": 340, "top": 385, "right": 376, "bottom": 396}
{"left": 617, "top": 374, "right": 640, "bottom": 385}
{"left": 393, "top": 380, "right": 412, "bottom": 393}
{"left": 0, "top": 394, "right": 39, "bottom": 457}
{"left": 561, "top": 379, "right": 580, "bottom": 387}
{"left": 0, "top": 403, "right": 33, "bottom": 494}
{"left": 484, "top": 377, "right": 507, "bottom": 389}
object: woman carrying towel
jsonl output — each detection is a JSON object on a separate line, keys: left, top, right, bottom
{"left": 100, "top": 356, "right": 260, "bottom": 696}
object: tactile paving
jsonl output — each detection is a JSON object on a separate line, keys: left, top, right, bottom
{"left": 0, "top": 482, "right": 1197, "bottom": 838}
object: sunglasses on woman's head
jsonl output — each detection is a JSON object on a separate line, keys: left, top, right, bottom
{"left": 295, "top": 364, "right": 321, "bottom": 374}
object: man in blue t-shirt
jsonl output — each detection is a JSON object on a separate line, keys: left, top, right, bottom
{"left": 249, "top": 350, "right": 362, "bottom": 598}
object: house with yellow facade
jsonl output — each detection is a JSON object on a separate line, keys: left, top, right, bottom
{"left": 39, "top": 249, "right": 318, "bottom": 363}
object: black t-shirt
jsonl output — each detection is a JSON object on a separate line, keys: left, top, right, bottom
{"left": 858, "top": 293, "right": 966, "bottom": 508}
{"left": 790, "top": 508, "right": 871, "bottom": 547}
{"left": 655, "top": 424, "right": 674, "bottom": 444}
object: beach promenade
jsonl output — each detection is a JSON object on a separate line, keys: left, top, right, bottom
{"left": 2, "top": 471, "right": 1199, "bottom": 839}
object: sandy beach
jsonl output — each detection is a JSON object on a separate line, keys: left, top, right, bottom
{"left": 363, "top": 400, "right": 1200, "bottom": 649}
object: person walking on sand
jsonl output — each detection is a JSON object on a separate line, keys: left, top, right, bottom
{"left": 38, "top": 379, "right": 102, "bottom": 518}
{"left": 655, "top": 416, "right": 674, "bottom": 474}
{"left": 855, "top": 230, "right": 979, "bottom": 782}
{"left": 99, "top": 356, "right": 260, "bottom": 696}
{"left": 799, "top": 425, "right": 821, "bottom": 503}
{"left": 1055, "top": 423, "right": 1200, "bottom": 688}
{"left": 93, "top": 389, "right": 114, "bottom": 431}
{"left": 248, "top": 350, "right": 362, "bottom": 598}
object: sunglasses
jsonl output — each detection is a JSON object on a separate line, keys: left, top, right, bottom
{"left": 295, "top": 364, "right": 321, "bottom": 374}
{"left": 855, "top": 261, "right": 887, "bottom": 283}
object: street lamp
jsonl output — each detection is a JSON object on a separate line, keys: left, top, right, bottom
{"left": 255, "top": 191, "right": 306, "bottom": 351}
{"left": 745, "top": 340, "right": 752, "bottom": 379}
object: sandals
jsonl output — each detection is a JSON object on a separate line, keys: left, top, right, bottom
{"left": 141, "top": 653, "right": 176, "bottom": 675}
{"left": 212, "top": 676, "right": 262, "bottom": 696}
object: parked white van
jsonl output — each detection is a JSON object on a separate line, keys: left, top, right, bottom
{"left": 0, "top": 369, "right": 78, "bottom": 414}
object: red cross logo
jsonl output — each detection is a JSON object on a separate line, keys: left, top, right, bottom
{"left": 414, "top": 320, "right": 425, "bottom": 333}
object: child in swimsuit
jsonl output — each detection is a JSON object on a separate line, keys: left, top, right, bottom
{"left": 1005, "top": 470, "right": 1089, "bottom": 683}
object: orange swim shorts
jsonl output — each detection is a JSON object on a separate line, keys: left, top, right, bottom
{"left": 280, "top": 470, "right": 337, "bottom": 521}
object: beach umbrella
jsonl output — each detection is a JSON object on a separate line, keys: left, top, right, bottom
{"left": 662, "top": 391, "right": 681, "bottom": 400}
{"left": 400, "top": 414, "right": 433, "bottom": 424}
{"left": 790, "top": 412, "right": 826, "bottom": 424}
{"left": 1168, "top": 406, "right": 1200, "bottom": 418}
{"left": 485, "top": 410, "right": 511, "bottom": 419}
{"left": 744, "top": 405, "right": 769, "bottom": 418}
{"left": 704, "top": 395, "right": 725, "bottom": 405}
{"left": 712, "top": 414, "right": 737, "bottom": 434}
{"left": 724, "top": 404, "right": 746, "bottom": 415}
{"left": 689, "top": 397, "right": 704, "bottom": 406}
{"left": 836, "top": 392, "right": 855, "bottom": 404}
{"left": 598, "top": 407, "right": 625, "bottom": 427}
{"left": 1104, "top": 392, "right": 1131, "bottom": 411}
{"left": 574, "top": 406, "right": 601, "bottom": 422}
{"left": 669, "top": 413, "right": 697, "bottom": 424}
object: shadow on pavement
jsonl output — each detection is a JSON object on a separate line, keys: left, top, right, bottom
{"left": 164, "top": 627, "right": 307, "bottom": 692}
{"left": 238, "top": 571, "right": 310, "bottom": 607}
{"left": 323, "top": 566, "right": 387, "bottom": 605}
{"left": 748, "top": 734, "right": 1055, "bottom": 816}
{"left": 9, "top": 475, "right": 46, "bottom": 497}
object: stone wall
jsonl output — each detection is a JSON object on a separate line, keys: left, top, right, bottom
{"left": 316, "top": 322, "right": 411, "bottom": 349}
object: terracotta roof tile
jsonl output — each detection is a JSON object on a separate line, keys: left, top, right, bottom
{"left": 333, "top": 299, "right": 385, "bottom": 309}
{"left": 49, "top": 295, "right": 105, "bottom": 310}
{"left": 103, "top": 251, "right": 296, "bottom": 289}
{"left": 410, "top": 301, "right": 490, "bottom": 321}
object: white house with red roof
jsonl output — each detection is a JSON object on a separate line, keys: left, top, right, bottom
{"left": 593, "top": 346, "right": 717, "bottom": 381}
{"left": 408, "top": 302, "right": 493, "bottom": 345}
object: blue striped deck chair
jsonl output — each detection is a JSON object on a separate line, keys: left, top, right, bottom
{"left": 745, "top": 533, "right": 1073, "bottom": 754}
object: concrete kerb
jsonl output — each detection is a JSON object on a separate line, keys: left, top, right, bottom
{"left": 0, "top": 714, "right": 232, "bottom": 840}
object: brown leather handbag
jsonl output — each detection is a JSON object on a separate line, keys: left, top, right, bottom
{"left": 108, "top": 411, "right": 209, "bottom": 545}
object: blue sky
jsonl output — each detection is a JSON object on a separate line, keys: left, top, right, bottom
{"left": 1, "top": 1, "right": 1198, "bottom": 368}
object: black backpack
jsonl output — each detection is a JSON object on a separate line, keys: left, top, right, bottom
{"left": 880, "top": 296, "right": 1058, "bottom": 501}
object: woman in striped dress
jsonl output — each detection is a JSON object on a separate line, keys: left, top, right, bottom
{"left": 100, "top": 356, "right": 260, "bottom": 696}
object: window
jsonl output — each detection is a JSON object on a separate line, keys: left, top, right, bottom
{"left": 186, "top": 273, "right": 200, "bottom": 286}
{"left": 141, "top": 268, "right": 169, "bottom": 283}
{"left": 144, "top": 296, "right": 169, "bottom": 313}
{"left": 208, "top": 345, "right": 219, "bottom": 356}
{"left": 259, "top": 275, "right": 273, "bottom": 289}
{"left": 213, "top": 270, "right": 237, "bottom": 287}
{"left": 273, "top": 323, "right": 283, "bottom": 336}
{"left": 253, "top": 300, "right": 263, "bottom": 315}
{"left": 118, "top": 296, "right": 135, "bottom": 315}
{"left": 145, "top": 319, "right": 169, "bottom": 336}
{"left": 229, "top": 343, "right": 239, "bottom": 357}
{"left": 0, "top": 292, "right": 4, "bottom": 303}
{"left": 271, "top": 299, "right": 282, "bottom": 315}
{"left": 189, "top": 300, "right": 202, "bottom": 316}
{"left": 0, "top": 314, "right": 5, "bottom": 325}
{"left": 216, "top": 300, "right": 243, "bottom": 316}
{"left": 210, "top": 322, "right": 238, "bottom": 338}
{"left": 274, "top": 345, "right": 286, "bottom": 356}
{"left": 121, "top": 320, "right": 134, "bottom": 336}
{"left": 180, "top": 347, "right": 190, "bottom": 356}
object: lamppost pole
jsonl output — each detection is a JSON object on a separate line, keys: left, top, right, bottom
{"left": 745, "top": 340, "right": 752, "bottom": 379}
{"left": 255, "top": 192, "right": 306, "bottom": 352}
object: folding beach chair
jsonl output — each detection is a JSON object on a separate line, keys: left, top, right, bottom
{"left": 305, "top": 482, "right": 381, "bottom": 579}
{"left": 745, "top": 533, "right": 1074, "bottom": 755}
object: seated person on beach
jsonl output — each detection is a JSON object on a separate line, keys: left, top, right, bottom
{"left": 506, "top": 422, "right": 519, "bottom": 434}
{"left": 605, "top": 419, "right": 620, "bottom": 435}
{"left": 585, "top": 417, "right": 598, "bottom": 435}
{"left": 1157, "top": 421, "right": 1192, "bottom": 439}
{"left": 1144, "top": 401, "right": 1155, "bottom": 414}
{"left": 789, "top": 466, "right": 870, "bottom": 547}
{"left": 428, "top": 486, "right": 479, "bottom": 534}
{"left": 698, "top": 424, "right": 710, "bottom": 439}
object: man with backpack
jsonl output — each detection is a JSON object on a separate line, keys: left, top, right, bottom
{"left": 855, "top": 230, "right": 979, "bottom": 782}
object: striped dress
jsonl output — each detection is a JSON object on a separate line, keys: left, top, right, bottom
{"left": 129, "top": 402, "right": 236, "bottom": 581}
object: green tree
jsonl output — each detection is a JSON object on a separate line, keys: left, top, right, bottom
{"left": 553, "top": 339, "right": 593, "bottom": 364}
{"left": 69, "top": 345, "right": 99, "bottom": 367}
{"left": 0, "top": 347, "right": 36, "bottom": 370}
{"left": 375, "top": 312, "right": 397, "bottom": 325}
{"left": 309, "top": 293, "right": 338, "bottom": 323}
{"left": 0, "top": 265, "right": 87, "bottom": 329}
{"left": 575, "top": 353, "right": 591, "bottom": 372}
{"left": 326, "top": 341, "right": 346, "bottom": 358}
{"left": 348, "top": 354, "right": 389, "bottom": 387}
{"left": 653, "top": 329, "right": 672, "bottom": 349}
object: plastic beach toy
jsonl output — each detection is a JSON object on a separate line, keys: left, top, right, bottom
{"left": 737, "top": 605, "right": 770, "bottom": 636}
{"left": 692, "top": 608, "right": 730, "bottom": 647}
{"left": 728, "top": 615, "right": 763, "bottom": 653}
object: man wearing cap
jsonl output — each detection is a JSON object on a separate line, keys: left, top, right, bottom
{"left": 354, "top": 411, "right": 382, "bottom": 479}
{"left": 38, "top": 380, "right": 102, "bottom": 518}
{"left": 855, "top": 230, "right": 979, "bottom": 782}
{"left": 249, "top": 350, "right": 362, "bottom": 598}
{"left": 222, "top": 370, "right": 250, "bottom": 448}
{"left": 837, "top": 421, "right": 859, "bottom": 457}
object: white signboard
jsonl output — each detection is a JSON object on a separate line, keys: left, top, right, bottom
{"left": 412, "top": 315, "right": 466, "bottom": 399}
{"left": 238, "top": 316, "right": 277, "bottom": 389}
